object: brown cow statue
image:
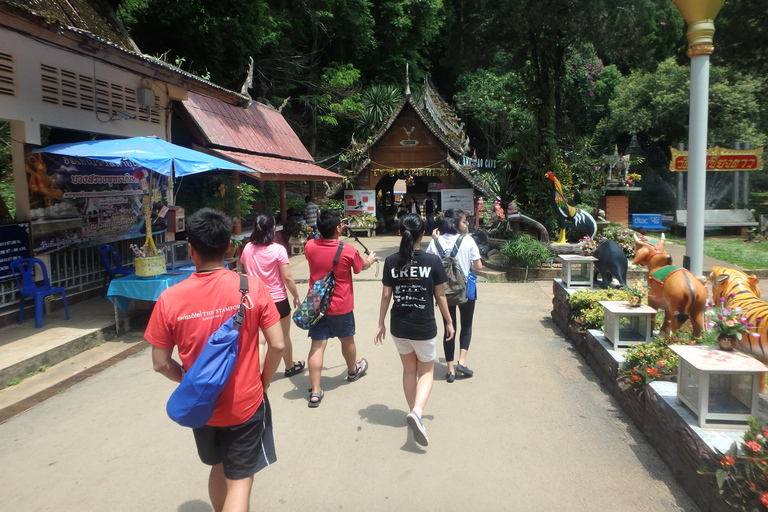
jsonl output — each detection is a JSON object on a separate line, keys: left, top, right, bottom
{"left": 631, "top": 233, "right": 707, "bottom": 337}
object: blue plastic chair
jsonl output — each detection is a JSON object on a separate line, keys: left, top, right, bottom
{"left": 97, "top": 245, "right": 134, "bottom": 297}
{"left": 10, "top": 257, "right": 70, "bottom": 329}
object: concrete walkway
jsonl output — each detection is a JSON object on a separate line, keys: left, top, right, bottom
{"left": 0, "top": 233, "right": 703, "bottom": 511}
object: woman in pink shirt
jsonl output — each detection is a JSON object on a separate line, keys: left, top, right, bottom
{"left": 241, "top": 213, "right": 305, "bottom": 377}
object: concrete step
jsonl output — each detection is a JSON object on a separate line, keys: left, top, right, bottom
{"left": 0, "top": 296, "right": 149, "bottom": 389}
{"left": 474, "top": 267, "right": 508, "bottom": 282}
{"left": 0, "top": 331, "right": 149, "bottom": 423}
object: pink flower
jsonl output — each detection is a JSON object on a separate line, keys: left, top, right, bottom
{"left": 746, "top": 440, "right": 761, "bottom": 452}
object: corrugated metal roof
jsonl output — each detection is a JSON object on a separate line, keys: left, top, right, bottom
{"left": 207, "top": 149, "right": 342, "bottom": 182}
{"left": 183, "top": 92, "right": 313, "bottom": 161}
{"left": 3, "top": 0, "right": 139, "bottom": 52}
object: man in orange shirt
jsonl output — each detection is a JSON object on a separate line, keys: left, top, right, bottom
{"left": 304, "top": 209, "right": 376, "bottom": 407}
{"left": 145, "top": 208, "right": 284, "bottom": 512}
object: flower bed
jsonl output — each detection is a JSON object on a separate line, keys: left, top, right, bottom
{"left": 551, "top": 279, "right": 736, "bottom": 512}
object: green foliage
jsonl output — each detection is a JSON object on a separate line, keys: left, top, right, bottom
{"left": 454, "top": 64, "right": 533, "bottom": 154}
{"left": 325, "top": 199, "right": 345, "bottom": 216}
{"left": 302, "top": 63, "right": 364, "bottom": 128}
{"left": 598, "top": 58, "right": 766, "bottom": 148}
{"left": 568, "top": 287, "right": 633, "bottom": 331}
{"left": 356, "top": 84, "right": 402, "bottom": 138}
{"left": 175, "top": 173, "right": 258, "bottom": 221}
{"left": 498, "top": 234, "right": 552, "bottom": 268}
{"left": 617, "top": 337, "right": 679, "bottom": 393}
{"left": 703, "top": 417, "right": 768, "bottom": 511}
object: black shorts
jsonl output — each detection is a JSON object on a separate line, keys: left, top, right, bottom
{"left": 193, "top": 397, "right": 276, "bottom": 480}
{"left": 274, "top": 298, "right": 291, "bottom": 319}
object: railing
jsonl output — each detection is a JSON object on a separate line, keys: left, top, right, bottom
{"left": 0, "top": 234, "right": 165, "bottom": 314}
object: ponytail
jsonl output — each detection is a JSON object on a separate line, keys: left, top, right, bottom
{"left": 396, "top": 213, "right": 425, "bottom": 271}
{"left": 250, "top": 213, "right": 275, "bottom": 246}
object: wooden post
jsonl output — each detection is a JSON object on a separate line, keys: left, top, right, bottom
{"left": 280, "top": 181, "right": 287, "bottom": 223}
{"left": 232, "top": 171, "right": 242, "bottom": 235}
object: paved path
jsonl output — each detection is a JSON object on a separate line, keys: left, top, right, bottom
{"left": 0, "top": 262, "right": 700, "bottom": 511}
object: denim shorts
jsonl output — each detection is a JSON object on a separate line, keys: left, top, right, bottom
{"left": 308, "top": 311, "right": 356, "bottom": 340}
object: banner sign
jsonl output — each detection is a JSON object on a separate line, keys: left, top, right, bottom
{"left": 0, "top": 223, "right": 31, "bottom": 280}
{"left": 25, "top": 152, "right": 168, "bottom": 255}
{"left": 669, "top": 146, "right": 764, "bottom": 172}
{"left": 440, "top": 188, "right": 475, "bottom": 213}
{"left": 343, "top": 190, "right": 376, "bottom": 217}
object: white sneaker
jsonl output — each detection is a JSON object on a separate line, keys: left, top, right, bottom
{"left": 406, "top": 411, "right": 429, "bottom": 447}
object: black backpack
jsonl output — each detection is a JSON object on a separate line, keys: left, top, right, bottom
{"left": 292, "top": 242, "right": 344, "bottom": 329}
{"left": 434, "top": 235, "right": 468, "bottom": 307}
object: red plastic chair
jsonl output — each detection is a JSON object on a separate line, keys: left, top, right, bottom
{"left": 10, "top": 257, "right": 70, "bottom": 329}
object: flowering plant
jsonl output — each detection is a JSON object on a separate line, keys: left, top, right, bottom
{"left": 284, "top": 220, "right": 313, "bottom": 239}
{"left": 617, "top": 336, "right": 682, "bottom": 393}
{"left": 569, "top": 287, "right": 634, "bottom": 331}
{"left": 702, "top": 417, "right": 768, "bottom": 511}
{"left": 578, "top": 235, "right": 598, "bottom": 255}
{"left": 705, "top": 298, "right": 760, "bottom": 339}
{"left": 594, "top": 225, "right": 644, "bottom": 259}
{"left": 623, "top": 280, "right": 647, "bottom": 301}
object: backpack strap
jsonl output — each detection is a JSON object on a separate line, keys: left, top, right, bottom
{"left": 449, "top": 235, "right": 465, "bottom": 258}
{"left": 233, "top": 274, "right": 250, "bottom": 331}
{"left": 331, "top": 242, "right": 344, "bottom": 270}
{"left": 434, "top": 238, "right": 447, "bottom": 258}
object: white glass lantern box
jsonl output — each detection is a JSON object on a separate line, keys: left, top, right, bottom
{"left": 671, "top": 345, "right": 768, "bottom": 429}
{"left": 157, "top": 241, "right": 189, "bottom": 269}
{"left": 558, "top": 254, "right": 597, "bottom": 288}
{"left": 598, "top": 301, "right": 656, "bottom": 350}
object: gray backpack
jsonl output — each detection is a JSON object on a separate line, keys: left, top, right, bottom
{"left": 435, "top": 235, "right": 468, "bottom": 307}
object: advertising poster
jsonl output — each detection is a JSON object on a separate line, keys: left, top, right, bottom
{"left": 440, "top": 188, "right": 474, "bottom": 212}
{"left": 343, "top": 190, "right": 376, "bottom": 217}
{"left": 25, "top": 152, "right": 168, "bottom": 255}
{"left": 0, "top": 223, "right": 31, "bottom": 280}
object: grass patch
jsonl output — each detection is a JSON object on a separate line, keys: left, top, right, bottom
{"left": 652, "top": 234, "right": 768, "bottom": 269}
{"left": 4, "top": 365, "right": 49, "bottom": 388}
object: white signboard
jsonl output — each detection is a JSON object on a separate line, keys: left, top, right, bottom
{"left": 440, "top": 188, "right": 474, "bottom": 213}
{"left": 343, "top": 190, "right": 376, "bottom": 217}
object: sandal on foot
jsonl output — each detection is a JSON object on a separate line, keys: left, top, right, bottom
{"left": 347, "top": 358, "right": 369, "bottom": 382}
{"left": 284, "top": 360, "right": 306, "bottom": 377}
{"left": 308, "top": 390, "right": 324, "bottom": 408}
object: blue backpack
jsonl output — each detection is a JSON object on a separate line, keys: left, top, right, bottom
{"left": 166, "top": 274, "right": 249, "bottom": 428}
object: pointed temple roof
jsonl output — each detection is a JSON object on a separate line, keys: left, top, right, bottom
{"left": 332, "top": 79, "right": 491, "bottom": 196}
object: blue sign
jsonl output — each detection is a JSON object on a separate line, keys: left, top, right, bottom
{"left": 631, "top": 214, "right": 663, "bottom": 230}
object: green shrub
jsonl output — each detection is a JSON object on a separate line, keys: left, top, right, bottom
{"left": 568, "top": 287, "right": 633, "bottom": 331}
{"left": 499, "top": 234, "right": 552, "bottom": 267}
{"left": 595, "top": 224, "right": 644, "bottom": 259}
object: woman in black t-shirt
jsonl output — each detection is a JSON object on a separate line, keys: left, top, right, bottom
{"left": 375, "top": 214, "right": 454, "bottom": 447}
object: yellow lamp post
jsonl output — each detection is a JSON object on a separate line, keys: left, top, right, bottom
{"left": 671, "top": 0, "right": 725, "bottom": 277}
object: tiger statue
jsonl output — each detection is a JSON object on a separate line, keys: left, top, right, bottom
{"left": 710, "top": 266, "right": 768, "bottom": 363}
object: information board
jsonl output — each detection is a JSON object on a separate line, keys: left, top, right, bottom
{"left": 343, "top": 190, "right": 376, "bottom": 217}
{"left": 440, "top": 188, "right": 475, "bottom": 212}
{"left": 0, "top": 223, "right": 32, "bottom": 280}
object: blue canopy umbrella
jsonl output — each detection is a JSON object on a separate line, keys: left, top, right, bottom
{"left": 32, "top": 136, "right": 251, "bottom": 177}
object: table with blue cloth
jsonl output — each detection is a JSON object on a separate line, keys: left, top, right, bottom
{"left": 107, "top": 271, "right": 194, "bottom": 331}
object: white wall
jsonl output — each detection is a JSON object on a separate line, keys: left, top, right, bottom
{"left": 0, "top": 27, "right": 174, "bottom": 221}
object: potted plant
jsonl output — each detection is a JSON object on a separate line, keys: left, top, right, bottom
{"left": 349, "top": 213, "right": 377, "bottom": 229}
{"left": 705, "top": 298, "right": 759, "bottom": 351}
{"left": 622, "top": 280, "right": 648, "bottom": 307}
{"left": 283, "top": 220, "right": 313, "bottom": 242}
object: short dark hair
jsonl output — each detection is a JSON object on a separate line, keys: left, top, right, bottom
{"left": 304, "top": 195, "right": 311, "bottom": 202}
{"left": 186, "top": 208, "right": 232, "bottom": 260}
{"left": 317, "top": 209, "right": 340, "bottom": 238}
{"left": 250, "top": 213, "right": 275, "bottom": 246}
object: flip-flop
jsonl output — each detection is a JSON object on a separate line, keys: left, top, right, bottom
{"left": 308, "top": 390, "right": 324, "bottom": 408}
{"left": 347, "top": 358, "right": 368, "bottom": 381}
{"left": 284, "top": 360, "right": 306, "bottom": 377}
